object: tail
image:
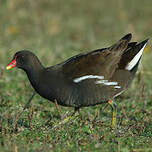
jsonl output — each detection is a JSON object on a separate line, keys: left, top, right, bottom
{"left": 118, "top": 38, "right": 148, "bottom": 70}
{"left": 125, "top": 39, "right": 148, "bottom": 70}
{"left": 103, "top": 33, "right": 132, "bottom": 78}
{"left": 110, "top": 33, "right": 132, "bottom": 52}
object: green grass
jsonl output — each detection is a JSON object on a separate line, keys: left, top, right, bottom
{"left": 0, "top": 0, "right": 152, "bottom": 151}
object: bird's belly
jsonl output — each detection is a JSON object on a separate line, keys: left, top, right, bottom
{"left": 33, "top": 83, "right": 77, "bottom": 107}
{"left": 74, "top": 85, "right": 115, "bottom": 107}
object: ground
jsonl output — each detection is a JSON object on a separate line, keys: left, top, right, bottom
{"left": 0, "top": 0, "right": 152, "bottom": 151}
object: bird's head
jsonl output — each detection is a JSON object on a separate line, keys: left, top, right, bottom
{"left": 6, "top": 50, "right": 37, "bottom": 71}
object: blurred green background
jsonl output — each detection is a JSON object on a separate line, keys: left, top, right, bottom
{"left": 0, "top": 0, "right": 152, "bottom": 151}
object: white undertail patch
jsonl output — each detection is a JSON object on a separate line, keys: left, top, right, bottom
{"left": 125, "top": 43, "right": 147, "bottom": 70}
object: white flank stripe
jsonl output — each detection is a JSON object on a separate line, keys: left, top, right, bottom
{"left": 96, "top": 80, "right": 118, "bottom": 86}
{"left": 114, "top": 86, "right": 121, "bottom": 89}
{"left": 96, "top": 80, "right": 108, "bottom": 83}
{"left": 73, "top": 75, "right": 104, "bottom": 83}
{"left": 104, "top": 82, "right": 118, "bottom": 85}
{"left": 73, "top": 75, "right": 120, "bottom": 88}
{"left": 125, "top": 43, "right": 147, "bottom": 70}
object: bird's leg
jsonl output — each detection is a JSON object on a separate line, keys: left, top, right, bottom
{"left": 13, "top": 92, "right": 36, "bottom": 119}
{"left": 108, "top": 99, "right": 117, "bottom": 130}
{"left": 54, "top": 99, "right": 62, "bottom": 119}
{"left": 60, "top": 107, "right": 79, "bottom": 123}
{"left": 51, "top": 107, "right": 79, "bottom": 130}
{"left": 74, "top": 107, "right": 80, "bottom": 114}
{"left": 13, "top": 92, "right": 36, "bottom": 130}
{"left": 22, "top": 92, "right": 36, "bottom": 111}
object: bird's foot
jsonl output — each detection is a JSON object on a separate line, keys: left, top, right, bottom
{"left": 51, "top": 108, "right": 79, "bottom": 130}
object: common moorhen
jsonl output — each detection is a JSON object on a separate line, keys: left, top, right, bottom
{"left": 6, "top": 33, "right": 148, "bottom": 129}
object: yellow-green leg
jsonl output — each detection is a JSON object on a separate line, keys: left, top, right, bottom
{"left": 108, "top": 99, "right": 117, "bottom": 130}
{"left": 60, "top": 108, "right": 79, "bottom": 124}
{"left": 51, "top": 107, "right": 79, "bottom": 130}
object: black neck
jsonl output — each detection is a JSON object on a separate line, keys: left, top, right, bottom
{"left": 24, "top": 59, "right": 44, "bottom": 87}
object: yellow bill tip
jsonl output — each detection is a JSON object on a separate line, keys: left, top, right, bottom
{"left": 6, "top": 65, "right": 12, "bottom": 70}
{"left": 6, "top": 57, "right": 17, "bottom": 70}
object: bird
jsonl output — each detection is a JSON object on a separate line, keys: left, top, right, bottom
{"left": 6, "top": 33, "right": 148, "bottom": 129}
